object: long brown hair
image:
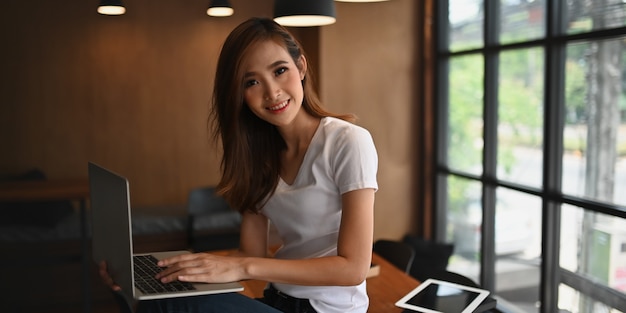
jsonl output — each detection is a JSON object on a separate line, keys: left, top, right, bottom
{"left": 209, "top": 17, "right": 354, "bottom": 214}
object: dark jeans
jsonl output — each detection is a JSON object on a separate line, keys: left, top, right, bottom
{"left": 134, "top": 286, "right": 317, "bottom": 313}
{"left": 259, "top": 285, "right": 318, "bottom": 313}
{"left": 136, "top": 293, "right": 281, "bottom": 313}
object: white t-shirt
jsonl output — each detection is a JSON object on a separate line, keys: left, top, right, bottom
{"left": 261, "top": 117, "right": 378, "bottom": 313}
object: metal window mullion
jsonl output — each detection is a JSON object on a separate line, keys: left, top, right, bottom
{"left": 480, "top": 0, "right": 499, "bottom": 292}
{"left": 540, "top": 1, "right": 566, "bottom": 312}
{"left": 434, "top": 0, "right": 450, "bottom": 241}
{"left": 560, "top": 268, "right": 626, "bottom": 312}
{"left": 560, "top": 195, "right": 626, "bottom": 218}
{"left": 434, "top": 56, "right": 450, "bottom": 241}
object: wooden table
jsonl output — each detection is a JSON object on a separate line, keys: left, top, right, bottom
{"left": 365, "top": 253, "right": 420, "bottom": 312}
{"left": 0, "top": 179, "right": 92, "bottom": 312}
{"left": 229, "top": 252, "right": 420, "bottom": 313}
{"left": 0, "top": 179, "right": 90, "bottom": 201}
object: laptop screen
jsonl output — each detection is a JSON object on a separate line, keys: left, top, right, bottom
{"left": 89, "top": 162, "right": 136, "bottom": 302}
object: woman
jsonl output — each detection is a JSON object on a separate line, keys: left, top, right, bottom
{"left": 103, "top": 17, "right": 378, "bottom": 313}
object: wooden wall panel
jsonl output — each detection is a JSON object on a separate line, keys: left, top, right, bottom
{"left": 0, "top": 0, "right": 426, "bottom": 240}
{"left": 320, "top": 0, "right": 419, "bottom": 240}
{"left": 0, "top": 0, "right": 274, "bottom": 209}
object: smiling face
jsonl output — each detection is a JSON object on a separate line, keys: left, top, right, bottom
{"left": 242, "top": 39, "right": 307, "bottom": 128}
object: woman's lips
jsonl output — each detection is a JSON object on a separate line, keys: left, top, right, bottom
{"left": 267, "top": 99, "right": 289, "bottom": 112}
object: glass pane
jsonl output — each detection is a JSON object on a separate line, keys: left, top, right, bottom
{"left": 446, "top": 176, "right": 482, "bottom": 283}
{"left": 497, "top": 48, "right": 545, "bottom": 187}
{"left": 499, "top": 0, "right": 546, "bottom": 44}
{"left": 559, "top": 284, "right": 625, "bottom": 313}
{"left": 495, "top": 188, "right": 541, "bottom": 312}
{"left": 563, "top": 38, "right": 626, "bottom": 207}
{"left": 448, "top": 55, "right": 484, "bottom": 175}
{"left": 558, "top": 284, "right": 622, "bottom": 313}
{"left": 567, "top": 0, "right": 626, "bottom": 34}
{"left": 449, "top": 0, "right": 484, "bottom": 52}
{"left": 560, "top": 205, "right": 626, "bottom": 296}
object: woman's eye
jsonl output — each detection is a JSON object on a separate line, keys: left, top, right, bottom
{"left": 275, "top": 67, "right": 287, "bottom": 76}
{"left": 244, "top": 79, "right": 258, "bottom": 88}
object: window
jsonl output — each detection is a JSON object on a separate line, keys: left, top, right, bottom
{"left": 434, "top": 1, "right": 626, "bottom": 312}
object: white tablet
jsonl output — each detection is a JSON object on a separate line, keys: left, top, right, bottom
{"left": 395, "top": 278, "right": 491, "bottom": 313}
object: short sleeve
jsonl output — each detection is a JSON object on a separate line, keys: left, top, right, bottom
{"left": 330, "top": 125, "right": 378, "bottom": 195}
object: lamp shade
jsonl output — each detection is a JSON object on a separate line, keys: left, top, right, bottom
{"left": 207, "top": 0, "right": 234, "bottom": 17}
{"left": 274, "top": 0, "right": 336, "bottom": 27}
{"left": 97, "top": 0, "right": 126, "bottom": 15}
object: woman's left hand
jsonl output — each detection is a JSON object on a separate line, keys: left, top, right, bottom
{"left": 154, "top": 253, "right": 246, "bottom": 284}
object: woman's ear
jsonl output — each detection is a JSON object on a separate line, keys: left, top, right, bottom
{"left": 298, "top": 55, "right": 308, "bottom": 81}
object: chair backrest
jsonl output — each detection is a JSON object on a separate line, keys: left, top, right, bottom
{"left": 373, "top": 239, "right": 416, "bottom": 274}
{"left": 402, "top": 235, "right": 454, "bottom": 282}
{"left": 187, "top": 187, "right": 231, "bottom": 215}
{"left": 429, "top": 270, "right": 479, "bottom": 288}
{"left": 186, "top": 187, "right": 241, "bottom": 252}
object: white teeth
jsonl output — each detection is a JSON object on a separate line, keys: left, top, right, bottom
{"left": 268, "top": 100, "right": 288, "bottom": 111}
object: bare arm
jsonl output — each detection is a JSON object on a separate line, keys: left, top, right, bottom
{"left": 243, "top": 188, "right": 375, "bottom": 286}
{"left": 156, "top": 188, "right": 375, "bottom": 286}
{"left": 230, "top": 211, "right": 270, "bottom": 258}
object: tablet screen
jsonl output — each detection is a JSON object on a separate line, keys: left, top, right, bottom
{"left": 395, "top": 278, "right": 490, "bottom": 313}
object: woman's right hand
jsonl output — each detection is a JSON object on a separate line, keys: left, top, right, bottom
{"left": 98, "top": 260, "right": 122, "bottom": 292}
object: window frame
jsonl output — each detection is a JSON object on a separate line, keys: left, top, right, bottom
{"left": 432, "top": 1, "right": 626, "bottom": 312}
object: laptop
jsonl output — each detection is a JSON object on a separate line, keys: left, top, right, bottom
{"left": 88, "top": 162, "right": 243, "bottom": 304}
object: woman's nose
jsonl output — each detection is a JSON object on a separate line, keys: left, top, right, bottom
{"left": 264, "top": 82, "right": 280, "bottom": 101}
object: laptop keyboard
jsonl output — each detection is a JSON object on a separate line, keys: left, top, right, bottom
{"left": 133, "top": 254, "right": 196, "bottom": 294}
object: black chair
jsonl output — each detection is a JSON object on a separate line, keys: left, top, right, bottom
{"left": 402, "top": 235, "right": 454, "bottom": 282}
{"left": 373, "top": 239, "right": 416, "bottom": 274}
{"left": 187, "top": 187, "right": 242, "bottom": 252}
{"left": 429, "top": 269, "right": 479, "bottom": 288}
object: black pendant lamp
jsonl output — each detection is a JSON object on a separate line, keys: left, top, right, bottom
{"left": 207, "top": 0, "right": 234, "bottom": 17}
{"left": 273, "top": 0, "right": 336, "bottom": 27}
{"left": 97, "top": 0, "right": 126, "bottom": 15}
